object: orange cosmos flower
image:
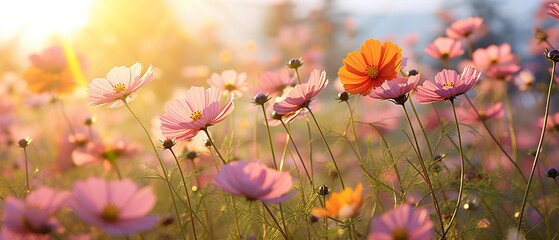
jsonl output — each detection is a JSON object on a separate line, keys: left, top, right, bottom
{"left": 311, "top": 183, "right": 363, "bottom": 220}
{"left": 338, "top": 39, "right": 402, "bottom": 95}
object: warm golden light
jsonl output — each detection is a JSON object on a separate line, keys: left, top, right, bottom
{"left": 0, "top": 0, "right": 94, "bottom": 40}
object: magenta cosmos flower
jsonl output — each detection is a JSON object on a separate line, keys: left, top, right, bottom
{"left": 87, "top": 62, "right": 154, "bottom": 108}
{"left": 214, "top": 160, "right": 294, "bottom": 203}
{"left": 273, "top": 69, "right": 328, "bottom": 115}
{"left": 424, "top": 37, "right": 464, "bottom": 59}
{"left": 160, "top": 86, "right": 234, "bottom": 141}
{"left": 548, "top": 2, "right": 559, "bottom": 19}
{"left": 1, "top": 187, "right": 69, "bottom": 239}
{"left": 368, "top": 204, "right": 434, "bottom": 240}
{"left": 207, "top": 69, "right": 248, "bottom": 97}
{"left": 446, "top": 17, "right": 484, "bottom": 39}
{"left": 368, "top": 75, "right": 420, "bottom": 104}
{"left": 68, "top": 178, "right": 158, "bottom": 236}
{"left": 415, "top": 66, "right": 481, "bottom": 103}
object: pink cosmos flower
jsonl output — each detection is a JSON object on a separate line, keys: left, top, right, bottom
{"left": 160, "top": 86, "right": 234, "bottom": 141}
{"left": 424, "top": 37, "right": 464, "bottom": 59}
{"left": 68, "top": 178, "right": 158, "bottom": 236}
{"left": 208, "top": 69, "right": 248, "bottom": 97}
{"left": 255, "top": 68, "right": 296, "bottom": 97}
{"left": 29, "top": 45, "right": 67, "bottom": 73}
{"left": 72, "top": 139, "right": 138, "bottom": 167}
{"left": 457, "top": 102, "right": 504, "bottom": 124}
{"left": 514, "top": 70, "right": 535, "bottom": 91}
{"left": 1, "top": 187, "right": 69, "bottom": 239}
{"left": 445, "top": 17, "right": 484, "bottom": 39}
{"left": 415, "top": 66, "right": 481, "bottom": 103}
{"left": 87, "top": 62, "right": 154, "bottom": 108}
{"left": 486, "top": 64, "right": 520, "bottom": 81}
{"left": 368, "top": 75, "right": 420, "bottom": 103}
{"left": 472, "top": 43, "right": 516, "bottom": 71}
{"left": 368, "top": 204, "right": 434, "bottom": 240}
{"left": 547, "top": 2, "right": 559, "bottom": 19}
{"left": 273, "top": 69, "right": 328, "bottom": 115}
{"left": 214, "top": 160, "right": 294, "bottom": 203}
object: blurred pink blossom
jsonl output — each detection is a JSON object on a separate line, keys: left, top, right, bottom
{"left": 214, "top": 160, "right": 294, "bottom": 203}
{"left": 457, "top": 102, "right": 504, "bottom": 124}
{"left": 445, "top": 17, "right": 484, "bottom": 39}
{"left": 68, "top": 178, "right": 158, "bottom": 236}
{"left": 254, "top": 68, "right": 296, "bottom": 97}
{"left": 424, "top": 37, "right": 464, "bottom": 59}
{"left": 547, "top": 2, "right": 559, "bottom": 19}
{"left": 368, "top": 204, "right": 434, "bottom": 240}
{"left": 207, "top": 69, "right": 248, "bottom": 97}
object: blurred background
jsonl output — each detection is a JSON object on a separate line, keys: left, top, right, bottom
{"left": 0, "top": 0, "right": 543, "bottom": 98}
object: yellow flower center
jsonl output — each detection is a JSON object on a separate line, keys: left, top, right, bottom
{"left": 190, "top": 110, "right": 203, "bottom": 121}
{"left": 392, "top": 228, "right": 409, "bottom": 240}
{"left": 366, "top": 65, "right": 380, "bottom": 79}
{"left": 224, "top": 82, "right": 237, "bottom": 91}
{"left": 113, "top": 83, "right": 126, "bottom": 94}
{"left": 100, "top": 204, "right": 120, "bottom": 223}
{"left": 443, "top": 82, "right": 455, "bottom": 88}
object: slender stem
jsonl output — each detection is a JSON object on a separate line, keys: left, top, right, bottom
{"left": 280, "top": 121, "right": 313, "bottom": 186}
{"left": 202, "top": 128, "right": 227, "bottom": 165}
{"left": 56, "top": 98, "right": 76, "bottom": 137}
{"left": 263, "top": 203, "right": 289, "bottom": 239}
{"left": 409, "top": 98, "right": 434, "bottom": 159}
{"left": 306, "top": 107, "right": 345, "bottom": 189}
{"left": 344, "top": 101, "right": 364, "bottom": 162}
{"left": 110, "top": 160, "right": 123, "bottom": 180}
{"left": 122, "top": 101, "right": 187, "bottom": 240}
{"left": 169, "top": 148, "right": 198, "bottom": 240}
{"left": 465, "top": 37, "right": 473, "bottom": 59}
{"left": 502, "top": 85, "right": 518, "bottom": 162}
{"left": 516, "top": 61, "right": 556, "bottom": 236}
{"left": 402, "top": 105, "right": 445, "bottom": 236}
{"left": 464, "top": 95, "right": 527, "bottom": 182}
{"left": 443, "top": 99, "right": 466, "bottom": 239}
{"left": 294, "top": 68, "right": 302, "bottom": 84}
{"left": 260, "top": 104, "right": 278, "bottom": 169}
{"left": 22, "top": 147, "right": 30, "bottom": 194}
{"left": 230, "top": 195, "right": 242, "bottom": 239}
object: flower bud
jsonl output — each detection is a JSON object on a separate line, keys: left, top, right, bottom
{"left": 160, "top": 138, "right": 176, "bottom": 150}
{"left": 252, "top": 93, "right": 270, "bottom": 105}
{"left": 407, "top": 69, "right": 419, "bottom": 76}
{"left": 337, "top": 92, "right": 350, "bottom": 102}
{"left": 287, "top": 57, "right": 304, "bottom": 69}
{"left": 545, "top": 48, "right": 559, "bottom": 62}
{"left": 545, "top": 168, "right": 558, "bottom": 178}
{"left": 18, "top": 137, "right": 32, "bottom": 148}
{"left": 185, "top": 151, "right": 198, "bottom": 160}
{"left": 317, "top": 185, "right": 331, "bottom": 196}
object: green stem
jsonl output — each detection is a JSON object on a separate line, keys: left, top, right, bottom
{"left": 502, "top": 85, "right": 518, "bottom": 162}
{"left": 202, "top": 128, "right": 227, "bottom": 165}
{"left": 516, "top": 60, "right": 556, "bottom": 236}
{"left": 260, "top": 104, "right": 278, "bottom": 169}
{"left": 443, "top": 99, "right": 466, "bottom": 239}
{"left": 169, "top": 148, "right": 198, "bottom": 240}
{"left": 122, "top": 101, "right": 187, "bottom": 240}
{"left": 409, "top": 98, "right": 434, "bottom": 159}
{"left": 463, "top": 95, "right": 527, "bottom": 183}
{"left": 280, "top": 121, "right": 312, "bottom": 186}
{"left": 230, "top": 195, "right": 242, "bottom": 239}
{"left": 402, "top": 105, "right": 445, "bottom": 236}
{"left": 22, "top": 147, "right": 30, "bottom": 194}
{"left": 306, "top": 107, "right": 345, "bottom": 189}
{"left": 263, "top": 202, "right": 289, "bottom": 239}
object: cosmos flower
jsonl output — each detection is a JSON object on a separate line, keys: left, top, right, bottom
{"left": 272, "top": 69, "right": 327, "bottom": 115}
{"left": 368, "top": 204, "right": 434, "bottom": 240}
{"left": 311, "top": 183, "right": 363, "bottom": 220}
{"left": 68, "top": 178, "right": 158, "bottom": 236}
{"left": 255, "top": 68, "right": 296, "bottom": 97}
{"left": 368, "top": 75, "right": 420, "bottom": 104}
{"left": 214, "top": 160, "right": 294, "bottom": 203}
{"left": 457, "top": 102, "right": 504, "bottom": 124}
{"left": 23, "top": 45, "right": 80, "bottom": 95}
{"left": 207, "top": 69, "right": 248, "bottom": 97}
{"left": 71, "top": 139, "right": 138, "bottom": 167}
{"left": 87, "top": 62, "right": 154, "bottom": 108}
{"left": 445, "top": 17, "right": 484, "bottom": 39}
{"left": 1, "top": 187, "right": 69, "bottom": 239}
{"left": 424, "top": 37, "right": 464, "bottom": 59}
{"left": 160, "top": 86, "right": 234, "bottom": 141}
{"left": 415, "top": 66, "right": 481, "bottom": 103}
{"left": 338, "top": 39, "right": 402, "bottom": 95}
{"left": 472, "top": 43, "right": 516, "bottom": 71}
{"left": 547, "top": 2, "right": 559, "bottom": 19}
